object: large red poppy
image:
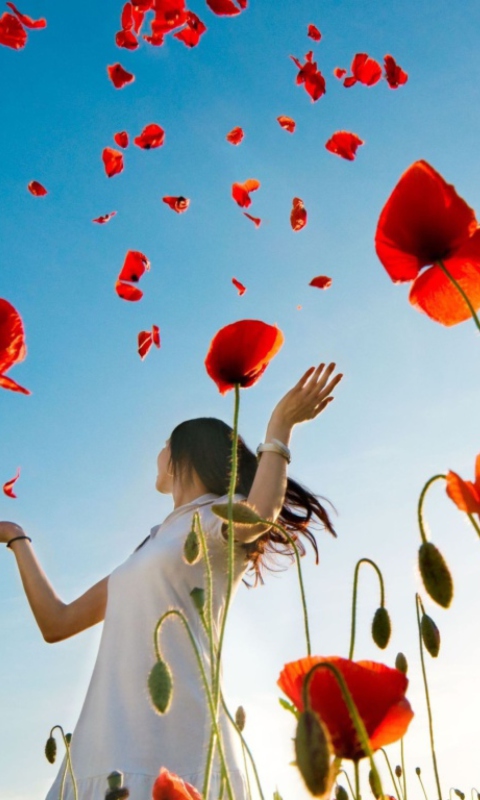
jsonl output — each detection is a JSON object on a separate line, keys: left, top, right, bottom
{"left": 278, "top": 656, "right": 413, "bottom": 761}
{"left": 375, "top": 160, "right": 480, "bottom": 326}
{"left": 0, "top": 298, "right": 30, "bottom": 395}
{"left": 445, "top": 454, "right": 480, "bottom": 517}
{"left": 152, "top": 767, "right": 202, "bottom": 800}
{"left": 205, "top": 319, "right": 284, "bottom": 394}
{"left": 291, "top": 51, "right": 326, "bottom": 101}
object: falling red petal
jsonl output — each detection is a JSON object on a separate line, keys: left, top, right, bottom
{"left": 290, "top": 197, "right": 307, "bottom": 231}
{"left": 0, "top": 12, "right": 27, "bottom": 48}
{"left": 232, "top": 179, "right": 260, "bottom": 208}
{"left": 115, "top": 29, "right": 139, "bottom": 49}
{"left": 384, "top": 54, "right": 408, "bottom": 89}
{"left": 115, "top": 281, "right": 144, "bottom": 301}
{"left": 102, "top": 147, "right": 124, "bottom": 177}
{"left": 232, "top": 278, "right": 246, "bottom": 295}
{"left": 344, "top": 53, "right": 382, "bottom": 87}
{"left": 3, "top": 467, "right": 20, "bottom": 499}
{"left": 277, "top": 115, "right": 296, "bottom": 133}
{"left": 0, "top": 298, "right": 30, "bottom": 394}
{"left": 205, "top": 0, "right": 242, "bottom": 15}
{"left": 162, "top": 196, "right": 190, "bottom": 213}
{"left": 325, "top": 131, "right": 364, "bottom": 161}
{"left": 6, "top": 3, "right": 45, "bottom": 28}
{"left": 27, "top": 180, "right": 47, "bottom": 196}
{"left": 173, "top": 11, "right": 207, "bottom": 46}
{"left": 0, "top": 373, "right": 30, "bottom": 394}
{"left": 93, "top": 211, "right": 117, "bottom": 224}
{"left": 226, "top": 126, "right": 244, "bottom": 145}
{"left": 307, "top": 23, "right": 321, "bottom": 41}
{"left": 121, "top": 2, "right": 133, "bottom": 29}
{"left": 138, "top": 331, "right": 153, "bottom": 359}
{"left": 134, "top": 123, "right": 165, "bottom": 149}
{"left": 152, "top": 325, "right": 161, "bottom": 347}
{"left": 114, "top": 131, "right": 129, "bottom": 148}
{"left": 118, "top": 250, "right": 150, "bottom": 282}
{"left": 309, "top": 275, "right": 332, "bottom": 289}
{"left": 333, "top": 67, "right": 346, "bottom": 79}
{"left": 291, "top": 51, "right": 326, "bottom": 101}
{"left": 107, "top": 63, "right": 135, "bottom": 89}
{"left": 243, "top": 212, "right": 261, "bottom": 227}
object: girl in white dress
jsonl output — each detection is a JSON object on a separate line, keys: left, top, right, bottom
{"left": 1, "top": 361, "right": 342, "bottom": 800}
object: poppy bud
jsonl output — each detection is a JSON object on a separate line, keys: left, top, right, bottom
{"left": 273, "top": 791, "right": 284, "bottom": 800}
{"left": 190, "top": 587, "right": 205, "bottom": 614}
{"left": 148, "top": 659, "right": 173, "bottom": 714}
{"left": 369, "top": 768, "right": 382, "bottom": 798}
{"left": 371, "top": 606, "right": 391, "bottom": 649}
{"left": 395, "top": 765, "right": 402, "bottom": 778}
{"left": 420, "top": 613, "right": 441, "bottom": 658}
{"left": 294, "top": 709, "right": 333, "bottom": 797}
{"left": 105, "top": 789, "right": 130, "bottom": 800}
{"left": 418, "top": 542, "right": 453, "bottom": 608}
{"left": 415, "top": 767, "right": 421, "bottom": 776}
{"left": 45, "top": 735, "right": 57, "bottom": 764}
{"left": 107, "top": 772, "right": 124, "bottom": 790}
{"left": 235, "top": 705, "right": 246, "bottom": 731}
{"left": 453, "top": 790, "right": 465, "bottom": 800}
{"left": 183, "top": 525, "right": 201, "bottom": 565}
{"left": 211, "top": 502, "right": 263, "bottom": 526}
{"left": 335, "top": 785, "right": 349, "bottom": 800}
{"left": 65, "top": 733, "right": 72, "bottom": 744}
{"left": 395, "top": 652, "right": 408, "bottom": 674}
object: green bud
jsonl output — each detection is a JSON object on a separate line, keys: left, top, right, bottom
{"left": 45, "top": 735, "right": 57, "bottom": 764}
{"left": 65, "top": 733, "right": 72, "bottom": 745}
{"left": 371, "top": 606, "right": 391, "bottom": 649}
{"left": 395, "top": 652, "right": 408, "bottom": 674}
{"left": 147, "top": 659, "right": 173, "bottom": 714}
{"left": 453, "top": 790, "right": 465, "bottom": 800}
{"left": 395, "top": 765, "right": 402, "bottom": 778}
{"left": 235, "top": 705, "right": 246, "bottom": 731}
{"left": 190, "top": 587, "right": 205, "bottom": 614}
{"left": 183, "top": 524, "right": 201, "bottom": 565}
{"left": 415, "top": 767, "right": 421, "bottom": 776}
{"left": 368, "top": 768, "right": 382, "bottom": 799}
{"left": 421, "top": 613, "right": 441, "bottom": 658}
{"left": 107, "top": 772, "right": 124, "bottom": 790}
{"left": 273, "top": 791, "right": 284, "bottom": 800}
{"left": 294, "top": 710, "right": 333, "bottom": 797}
{"left": 418, "top": 542, "right": 453, "bottom": 608}
{"left": 336, "top": 785, "right": 349, "bottom": 800}
{"left": 211, "top": 502, "right": 263, "bottom": 526}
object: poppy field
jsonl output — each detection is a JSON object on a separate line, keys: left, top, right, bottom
{"left": 1, "top": 0, "right": 480, "bottom": 798}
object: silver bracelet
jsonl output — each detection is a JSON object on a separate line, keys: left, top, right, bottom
{"left": 256, "top": 439, "right": 291, "bottom": 463}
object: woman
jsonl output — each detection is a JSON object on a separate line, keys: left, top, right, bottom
{"left": 1, "top": 361, "right": 342, "bottom": 800}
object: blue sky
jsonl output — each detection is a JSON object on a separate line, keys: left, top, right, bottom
{"left": 1, "top": 0, "right": 480, "bottom": 797}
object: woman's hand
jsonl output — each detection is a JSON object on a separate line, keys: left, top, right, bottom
{"left": 268, "top": 362, "right": 343, "bottom": 437}
{"left": 0, "top": 521, "right": 25, "bottom": 544}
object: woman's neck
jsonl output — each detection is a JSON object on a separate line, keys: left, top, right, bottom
{"left": 172, "top": 476, "right": 211, "bottom": 509}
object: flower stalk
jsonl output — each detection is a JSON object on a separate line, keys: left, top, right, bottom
{"left": 348, "top": 558, "right": 387, "bottom": 660}
{"left": 415, "top": 594, "right": 443, "bottom": 800}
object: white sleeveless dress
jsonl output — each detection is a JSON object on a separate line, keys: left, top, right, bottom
{"left": 45, "top": 493, "right": 250, "bottom": 800}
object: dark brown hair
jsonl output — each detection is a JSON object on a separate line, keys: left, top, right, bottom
{"left": 168, "top": 417, "right": 337, "bottom": 588}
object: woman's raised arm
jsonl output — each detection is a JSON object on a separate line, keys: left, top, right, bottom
{"left": 1, "top": 522, "right": 109, "bottom": 643}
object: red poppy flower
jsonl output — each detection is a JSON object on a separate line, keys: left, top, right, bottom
{"left": 277, "top": 115, "right": 295, "bottom": 133}
{"left": 114, "top": 131, "right": 129, "bottom": 148}
{"left": 232, "top": 179, "right": 260, "bottom": 208}
{"left": 174, "top": 11, "right": 206, "bottom": 46}
{"left": 278, "top": 655, "right": 414, "bottom": 761}
{"left": 446, "top": 454, "right": 480, "bottom": 517}
{"left": 138, "top": 325, "right": 161, "bottom": 359}
{"left": 325, "top": 131, "right": 364, "bottom": 161}
{"left": 343, "top": 53, "right": 382, "bottom": 87}
{"left": 290, "top": 197, "right": 307, "bottom": 231}
{"left": 232, "top": 278, "right": 246, "bottom": 295}
{"left": 0, "top": 298, "right": 30, "bottom": 395}
{"left": 226, "top": 126, "right": 244, "bottom": 145}
{"left": 115, "top": 281, "right": 143, "bottom": 301}
{"left": 162, "top": 196, "right": 189, "bottom": 213}
{"left": 118, "top": 250, "right": 150, "bottom": 282}
{"left": 107, "top": 63, "right": 135, "bottom": 89}
{"left": 307, "top": 23, "right": 321, "bottom": 41}
{"left": 6, "top": 3, "right": 46, "bottom": 28}
{"left": 205, "top": 319, "right": 284, "bottom": 394}
{"left": 134, "top": 123, "right": 165, "bottom": 149}
{"left": 115, "top": 29, "right": 139, "bottom": 49}
{"left": 291, "top": 51, "right": 326, "bottom": 101}
{"left": 333, "top": 67, "right": 346, "bottom": 79}
{"left": 205, "top": 0, "right": 244, "bottom": 15}
{"left": 375, "top": 160, "right": 480, "bottom": 326}
{"left": 92, "top": 211, "right": 117, "bottom": 224}
{"left": 243, "top": 212, "right": 261, "bottom": 227}
{"left": 384, "top": 55, "right": 408, "bottom": 89}
{"left": 102, "top": 147, "right": 124, "bottom": 177}
{"left": 0, "top": 12, "right": 27, "bottom": 48}
{"left": 3, "top": 467, "right": 20, "bottom": 499}
{"left": 309, "top": 275, "right": 332, "bottom": 289}
{"left": 152, "top": 767, "right": 202, "bottom": 800}
{"left": 27, "top": 180, "right": 47, "bottom": 196}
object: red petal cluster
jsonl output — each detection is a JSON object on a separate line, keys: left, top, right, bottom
{"left": 152, "top": 767, "right": 202, "bottom": 800}
{"left": 277, "top": 115, "right": 296, "bottom": 133}
{"left": 343, "top": 53, "right": 382, "bottom": 87}
{"left": 114, "top": 131, "right": 129, "bottom": 148}
{"left": 375, "top": 160, "right": 480, "bottom": 326}
{"left": 446, "top": 454, "right": 480, "bottom": 517}
{"left": 107, "top": 62, "right": 135, "bottom": 88}
{"left": 325, "top": 131, "right": 364, "bottom": 161}
{"left": 173, "top": 11, "right": 206, "bottom": 47}
{"left": 3, "top": 467, "right": 20, "bottom": 498}
{"left": 290, "top": 197, "right": 307, "bottom": 231}
{"left": 162, "top": 196, "right": 189, "bottom": 213}
{"left": 134, "top": 123, "right": 165, "bottom": 149}
{"left": 291, "top": 51, "right": 326, "bottom": 101}
{"left": 28, "top": 180, "right": 47, "bottom": 196}
{"left": 232, "top": 278, "right": 246, "bottom": 295}
{"left": 138, "top": 325, "right": 160, "bottom": 359}
{"left": 0, "top": 298, "right": 30, "bottom": 394}
{"left": 102, "top": 147, "right": 124, "bottom": 177}
{"left": 232, "top": 179, "right": 260, "bottom": 208}
{"left": 115, "top": 2, "right": 145, "bottom": 49}
{"left": 93, "top": 211, "right": 117, "bottom": 224}
{"left": 205, "top": 319, "right": 284, "bottom": 394}
{"left": 384, "top": 54, "right": 408, "bottom": 89}
{"left": 226, "top": 126, "right": 244, "bottom": 145}
{"left": 0, "top": 11, "right": 26, "bottom": 48}
{"left": 309, "top": 275, "right": 332, "bottom": 289}
{"left": 307, "top": 23, "right": 321, "bottom": 41}
{"left": 115, "top": 250, "right": 150, "bottom": 301}
{"left": 278, "top": 655, "right": 414, "bottom": 761}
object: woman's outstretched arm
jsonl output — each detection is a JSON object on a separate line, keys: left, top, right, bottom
{"left": 1, "top": 522, "right": 109, "bottom": 643}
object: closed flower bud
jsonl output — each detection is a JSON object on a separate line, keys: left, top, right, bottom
{"left": 294, "top": 709, "right": 333, "bottom": 797}
{"left": 371, "top": 606, "right": 391, "bottom": 649}
{"left": 395, "top": 765, "right": 402, "bottom": 778}
{"left": 369, "top": 768, "right": 382, "bottom": 798}
{"left": 107, "top": 771, "right": 124, "bottom": 790}
{"left": 421, "top": 613, "right": 441, "bottom": 658}
{"left": 453, "top": 790, "right": 465, "bottom": 800}
{"left": 235, "top": 705, "right": 246, "bottom": 731}
{"left": 415, "top": 767, "right": 421, "bottom": 776}
{"left": 45, "top": 735, "right": 57, "bottom": 764}
{"left": 148, "top": 659, "right": 173, "bottom": 714}
{"left": 65, "top": 733, "right": 72, "bottom": 744}
{"left": 183, "top": 525, "right": 201, "bottom": 565}
{"left": 418, "top": 542, "right": 453, "bottom": 608}
{"left": 335, "top": 785, "right": 349, "bottom": 800}
{"left": 190, "top": 587, "right": 205, "bottom": 614}
{"left": 211, "top": 502, "right": 263, "bottom": 526}
{"left": 395, "top": 652, "right": 408, "bottom": 674}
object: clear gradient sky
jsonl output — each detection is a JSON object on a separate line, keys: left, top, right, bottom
{"left": 1, "top": 1, "right": 480, "bottom": 798}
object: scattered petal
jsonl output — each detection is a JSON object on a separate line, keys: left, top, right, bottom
{"left": 445, "top": 455, "right": 480, "bottom": 516}
{"left": 307, "top": 23, "right": 321, "bottom": 41}
{"left": 277, "top": 115, "right": 296, "bottom": 133}
{"left": 134, "top": 123, "right": 165, "bottom": 149}
{"left": 0, "top": 298, "right": 30, "bottom": 395}
{"left": 232, "top": 278, "right": 246, "bottom": 295}
{"left": 3, "top": 467, "right": 20, "bottom": 499}
{"left": 102, "top": 147, "right": 124, "bottom": 177}
{"left": 243, "top": 212, "right": 261, "bottom": 227}
{"left": 115, "top": 29, "right": 139, "bottom": 49}
{"left": 290, "top": 197, "right": 307, "bottom": 231}
{"left": 152, "top": 324, "right": 160, "bottom": 346}
{"left": 325, "top": 131, "right": 364, "bottom": 161}
{"left": 0, "top": 373, "right": 30, "bottom": 393}
{"left": 114, "top": 131, "right": 129, "bottom": 148}
{"left": 138, "top": 325, "right": 161, "bottom": 359}
{"left": 115, "top": 280, "right": 144, "bottom": 301}
{"left": 107, "top": 62, "right": 135, "bottom": 89}
{"left": 309, "top": 275, "right": 332, "bottom": 289}
{"left": 232, "top": 178, "right": 260, "bottom": 208}
{"left": 6, "top": 3, "right": 45, "bottom": 28}
{"left": 384, "top": 54, "right": 408, "bottom": 89}
{"left": 27, "top": 180, "right": 47, "bottom": 196}
{"left": 118, "top": 250, "right": 150, "bottom": 282}
{"left": 0, "top": 12, "right": 27, "bottom": 49}
{"left": 343, "top": 53, "right": 382, "bottom": 87}
{"left": 226, "top": 126, "right": 244, "bottom": 145}
{"left": 162, "top": 196, "right": 189, "bottom": 213}
{"left": 93, "top": 211, "right": 117, "bottom": 224}
{"left": 291, "top": 51, "right": 326, "bottom": 101}
{"left": 206, "top": 0, "right": 243, "bottom": 15}
{"left": 333, "top": 67, "right": 346, "bottom": 79}
{"left": 173, "top": 11, "right": 207, "bottom": 47}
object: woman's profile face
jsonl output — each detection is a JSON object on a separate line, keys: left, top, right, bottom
{"left": 155, "top": 439, "right": 173, "bottom": 494}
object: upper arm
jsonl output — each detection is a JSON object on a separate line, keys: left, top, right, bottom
{"left": 48, "top": 575, "right": 109, "bottom": 643}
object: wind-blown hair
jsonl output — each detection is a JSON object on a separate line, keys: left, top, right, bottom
{"left": 168, "top": 417, "right": 337, "bottom": 589}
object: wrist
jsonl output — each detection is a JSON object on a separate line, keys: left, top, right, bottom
{"left": 265, "top": 419, "right": 292, "bottom": 446}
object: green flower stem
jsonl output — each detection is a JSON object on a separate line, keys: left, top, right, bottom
{"left": 354, "top": 761, "right": 361, "bottom": 800}
{"left": 193, "top": 511, "right": 217, "bottom": 688}
{"left": 241, "top": 740, "right": 253, "bottom": 800}
{"left": 436, "top": 259, "right": 480, "bottom": 334}
{"left": 153, "top": 610, "right": 235, "bottom": 800}
{"left": 302, "top": 662, "right": 384, "bottom": 800}
{"left": 415, "top": 594, "right": 442, "bottom": 800}
{"left": 338, "top": 768, "right": 356, "bottom": 800}
{"left": 50, "top": 726, "right": 77, "bottom": 800}
{"left": 401, "top": 738, "right": 407, "bottom": 800}
{"left": 417, "top": 475, "right": 447, "bottom": 544}
{"left": 348, "top": 558, "right": 386, "bottom": 661}
{"left": 416, "top": 770, "right": 430, "bottom": 800}
{"left": 379, "top": 747, "right": 403, "bottom": 800}
{"left": 467, "top": 513, "right": 480, "bottom": 538}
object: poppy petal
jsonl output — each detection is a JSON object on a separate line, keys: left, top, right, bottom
{"left": 114, "top": 131, "right": 129, "bottom": 148}
{"left": 205, "top": 0, "right": 242, "bottom": 15}
{"left": 374, "top": 161, "right": 478, "bottom": 283}
{"left": 307, "top": 23, "right": 321, "bottom": 41}
{"left": 291, "top": 51, "right": 326, "bottom": 101}
{"left": 333, "top": 67, "right": 346, "bottom": 79}
{"left": 290, "top": 197, "right": 307, "bottom": 231}
{"left": 408, "top": 250, "right": 480, "bottom": 326}
{"left": 232, "top": 179, "right": 260, "bottom": 208}
{"left": 277, "top": 115, "right": 296, "bottom": 133}
{"left": 138, "top": 331, "right": 153, "bottom": 359}
{"left": 152, "top": 325, "right": 161, "bottom": 347}
{"left": 445, "top": 471, "right": 480, "bottom": 515}
{"left": 475, "top": 454, "right": 480, "bottom": 492}
{"left": 162, "top": 196, "right": 189, "bottom": 212}
{"left": 115, "top": 29, "right": 139, "bottom": 49}
{"left": 384, "top": 54, "right": 408, "bottom": 89}
{"left": 102, "top": 147, "right": 124, "bottom": 177}
{"left": 369, "top": 697, "right": 414, "bottom": 751}
{"left": 92, "top": 211, "right": 117, "bottom": 224}
{"left": 107, "top": 63, "right": 135, "bottom": 89}
{"left": 3, "top": 467, "right": 20, "bottom": 498}
{"left": 152, "top": 767, "right": 203, "bottom": 800}
{"left": 226, "top": 126, "right": 244, "bottom": 145}
{"left": 243, "top": 212, "right": 261, "bottom": 227}
{"left": 173, "top": 11, "right": 206, "bottom": 46}
{"left": 134, "top": 123, "right": 165, "bottom": 149}
{"left": 232, "top": 278, "right": 246, "bottom": 295}
{"left": 115, "top": 281, "right": 143, "bottom": 301}
{"left": 351, "top": 52, "right": 382, "bottom": 85}
{"left": 325, "top": 131, "right": 364, "bottom": 161}
{"left": 6, "top": 2, "right": 45, "bottom": 28}
{"left": 0, "top": 298, "right": 27, "bottom": 375}
{"left": 0, "top": 12, "right": 27, "bottom": 48}
{"left": 27, "top": 180, "right": 47, "bottom": 196}
{"left": 0, "top": 373, "right": 30, "bottom": 394}
{"left": 309, "top": 276, "right": 332, "bottom": 289}
{"left": 118, "top": 250, "right": 150, "bottom": 282}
